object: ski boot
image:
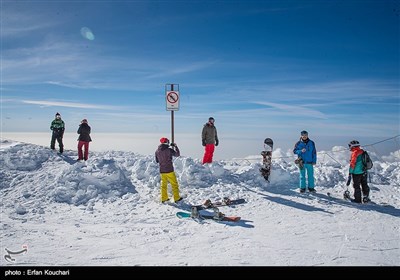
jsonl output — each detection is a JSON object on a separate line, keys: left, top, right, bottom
{"left": 191, "top": 206, "right": 199, "bottom": 218}
{"left": 213, "top": 208, "right": 225, "bottom": 221}
{"left": 203, "top": 199, "right": 213, "bottom": 208}
{"left": 362, "top": 196, "right": 371, "bottom": 203}
{"left": 222, "top": 197, "right": 231, "bottom": 205}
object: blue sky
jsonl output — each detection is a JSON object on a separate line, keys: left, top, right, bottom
{"left": 1, "top": 0, "right": 399, "bottom": 157}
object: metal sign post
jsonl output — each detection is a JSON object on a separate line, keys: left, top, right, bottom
{"left": 165, "top": 84, "right": 180, "bottom": 144}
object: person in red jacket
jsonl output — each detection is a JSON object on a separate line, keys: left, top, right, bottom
{"left": 347, "top": 140, "right": 370, "bottom": 203}
{"left": 155, "top": 137, "right": 182, "bottom": 203}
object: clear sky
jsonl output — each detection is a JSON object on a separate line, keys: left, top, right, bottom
{"left": 1, "top": 0, "right": 399, "bottom": 157}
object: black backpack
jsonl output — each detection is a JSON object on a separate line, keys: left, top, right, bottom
{"left": 361, "top": 150, "right": 373, "bottom": 171}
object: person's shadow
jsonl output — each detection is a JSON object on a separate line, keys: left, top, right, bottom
{"left": 58, "top": 153, "right": 77, "bottom": 165}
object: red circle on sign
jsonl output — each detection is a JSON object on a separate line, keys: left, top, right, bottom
{"left": 167, "top": 92, "right": 178, "bottom": 103}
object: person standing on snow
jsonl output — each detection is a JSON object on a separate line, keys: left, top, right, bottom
{"left": 347, "top": 140, "right": 370, "bottom": 203}
{"left": 77, "top": 119, "right": 92, "bottom": 161}
{"left": 50, "top": 112, "right": 65, "bottom": 153}
{"left": 201, "top": 117, "right": 219, "bottom": 164}
{"left": 293, "top": 130, "right": 317, "bottom": 193}
{"left": 155, "top": 137, "right": 182, "bottom": 203}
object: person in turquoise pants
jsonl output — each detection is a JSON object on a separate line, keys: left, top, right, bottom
{"left": 293, "top": 130, "right": 317, "bottom": 193}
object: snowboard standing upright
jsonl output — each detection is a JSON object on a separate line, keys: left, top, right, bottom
{"left": 260, "top": 138, "right": 273, "bottom": 182}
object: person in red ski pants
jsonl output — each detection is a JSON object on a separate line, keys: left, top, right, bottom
{"left": 77, "top": 119, "right": 92, "bottom": 161}
{"left": 201, "top": 117, "right": 219, "bottom": 164}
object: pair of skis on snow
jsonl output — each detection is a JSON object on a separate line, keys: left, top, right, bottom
{"left": 176, "top": 198, "right": 245, "bottom": 222}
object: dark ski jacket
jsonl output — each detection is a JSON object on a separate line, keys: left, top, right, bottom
{"left": 293, "top": 138, "right": 317, "bottom": 164}
{"left": 155, "top": 144, "right": 180, "bottom": 173}
{"left": 202, "top": 123, "right": 218, "bottom": 145}
{"left": 50, "top": 119, "right": 65, "bottom": 137}
{"left": 77, "top": 123, "right": 92, "bottom": 142}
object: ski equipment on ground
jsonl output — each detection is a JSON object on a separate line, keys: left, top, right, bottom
{"left": 191, "top": 197, "right": 246, "bottom": 210}
{"left": 260, "top": 138, "right": 273, "bottom": 181}
{"left": 327, "top": 192, "right": 374, "bottom": 204}
{"left": 176, "top": 209, "right": 241, "bottom": 222}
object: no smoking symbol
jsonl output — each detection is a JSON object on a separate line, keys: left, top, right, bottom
{"left": 167, "top": 92, "right": 178, "bottom": 103}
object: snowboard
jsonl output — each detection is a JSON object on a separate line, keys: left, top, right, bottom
{"left": 191, "top": 198, "right": 246, "bottom": 210}
{"left": 260, "top": 138, "right": 273, "bottom": 181}
{"left": 176, "top": 211, "right": 241, "bottom": 222}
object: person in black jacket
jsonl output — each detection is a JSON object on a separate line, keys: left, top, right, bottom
{"left": 77, "top": 119, "right": 92, "bottom": 161}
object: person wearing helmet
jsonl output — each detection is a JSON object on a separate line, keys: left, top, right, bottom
{"left": 293, "top": 130, "right": 317, "bottom": 193}
{"left": 77, "top": 119, "right": 92, "bottom": 161}
{"left": 50, "top": 112, "right": 65, "bottom": 153}
{"left": 201, "top": 117, "right": 219, "bottom": 164}
{"left": 155, "top": 137, "right": 182, "bottom": 203}
{"left": 347, "top": 140, "right": 370, "bottom": 203}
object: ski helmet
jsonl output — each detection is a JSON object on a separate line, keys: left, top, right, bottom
{"left": 348, "top": 140, "right": 360, "bottom": 149}
{"left": 160, "top": 137, "right": 169, "bottom": 144}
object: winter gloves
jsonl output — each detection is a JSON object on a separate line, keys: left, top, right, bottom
{"left": 346, "top": 173, "right": 352, "bottom": 186}
{"left": 202, "top": 140, "right": 219, "bottom": 146}
{"left": 295, "top": 158, "right": 304, "bottom": 169}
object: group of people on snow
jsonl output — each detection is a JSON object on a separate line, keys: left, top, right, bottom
{"left": 155, "top": 119, "right": 369, "bottom": 205}
{"left": 50, "top": 113, "right": 369, "bottom": 204}
{"left": 292, "top": 131, "right": 369, "bottom": 203}
{"left": 154, "top": 116, "right": 219, "bottom": 203}
{"left": 50, "top": 112, "right": 92, "bottom": 161}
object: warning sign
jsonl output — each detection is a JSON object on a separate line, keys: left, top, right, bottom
{"left": 166, "top": 91, "right": 180, "bottom": 111}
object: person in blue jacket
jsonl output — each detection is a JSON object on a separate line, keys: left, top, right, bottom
{"left": 293, "top": 130, "right": 317, "bottom": 193}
